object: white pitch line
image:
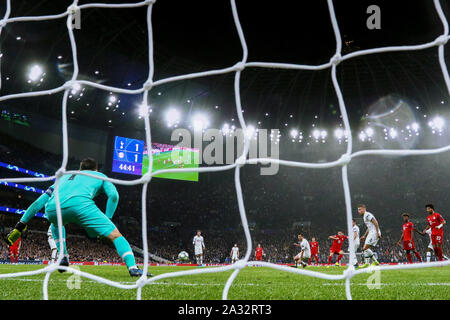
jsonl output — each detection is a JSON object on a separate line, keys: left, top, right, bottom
{"left": 2, "top": 278, "right": 449, "bottom": 287}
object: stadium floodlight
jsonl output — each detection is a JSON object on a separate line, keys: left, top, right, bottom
{"left": 109, "top": 95, "right": 117, "bottom": 103}
{"left": 365, "top": 127, "right": 374, "bottom": 138}
{"left": 245, "top": 125, "right": 256, "bottom": 139}
{"left": 359, "top": 131, "right": 367, "bottom": 141}
{"left": 222, "top": 123, "right": 230, "bottom": 135}
{"left": 28, "top": 64, "right": 43, "bottom": 82}
{"left": 429, "top": 116, "right": 445, "bottom": 131}
{"left": 320, "top": 130, "right": 327, "bottom": 139}
{"left": 334, "top": 128, "right": 344, "bottom": 140}
{"left": 312, "top": 129, "right": 320, "bottom": 140}
{"left": 165, "top": 108, "right": 181, "bottom": 127}
{"left": 411, "top": 122, "right": 420, "bottom": 132}
{"left": 192, "top": 113, "right": 209, "bottom": 131}
{"left": 138, "top": 103, "right": 150, "bottom": 117}
{"left": 389, "top": 128, "right": 398, "bottom": 139}
{"left": 290, "top": 129, "right": 299, "bottom": 139}
{"left": 71, "top": 83, "right": 81, "bottom": 94}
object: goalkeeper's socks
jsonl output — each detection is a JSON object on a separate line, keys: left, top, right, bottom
{"left": 113, "top": 236, "right": 136, "bottom": 269}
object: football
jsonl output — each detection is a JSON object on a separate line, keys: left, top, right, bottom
{"left": 178, "top": 251, "right": 189, "bottom": 262}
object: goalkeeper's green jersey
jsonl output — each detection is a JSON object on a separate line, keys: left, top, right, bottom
{"left": 45, "top": 171, "right": 116, "bottom": 210}
{"left": 21, "top": 170, "right": 118, "bottom": 224}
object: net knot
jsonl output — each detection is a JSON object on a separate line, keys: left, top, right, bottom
{"left": 339, "top": 153, "right": 351, "bottom": 166}
{"left": 343, "top": 267, "right": 354, "bottom": 279}
{"left": 64, "top": 80, "right": 77, "bottom": 90}
{"left": 143, "top": 80, "right": 153, "bottom": 91}
{"left": 330, "top": 53, "right": 342, "bottom": 65}
{"left": 236, "top": 155, "right": 247, "bottom": 167}
{"left": 234, "top": 260, "right": 247, "bottom": 270}
{"left": 55, "top": 168, "right": 66, "bottom": 178}
{"left": 234, "top": 61, "right": 245, "bottom": 71}
{"left": 136, "top": 276, "right": 147, "bottom": 287}
{"left": 145, "top": 0, "right": 157, "bottom": 4}
{"left": 142, "top": 173, "right": 152, "bottom": 183}
{"left": 0, "top": 20, "right": 6, "bottom": 28}
{"left": 67, "top": 5, "right": 80, "bottom": 15}
{"left": 435, "top": 35, "right": 449, "bottom": 46}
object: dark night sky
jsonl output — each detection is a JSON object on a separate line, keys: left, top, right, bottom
{"left": 0, "top": 0, "right": 449, "bottom": 144}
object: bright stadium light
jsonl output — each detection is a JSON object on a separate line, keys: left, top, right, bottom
{"left": 109, "top": 95, "right": 117, "bottom": 103}
{"left": 192, "top": 113, "right": 209, "bottom": 131}
{"left": 290, "top": 129, "right": 299, "bottom": 139}
{"left": 165, "top": 108, "right": 181, "bottom": 127}
{"left": 365, "top": 127, "right": 374, "bottom": 138}
{"left": 389, "top": 128, "right": 398, "bottom": 139}
{"left": 334, "top": 128, "right": 344, "bottom": 140}
{"left": 222, "top": 123, "right": 230, "bottom": 135}
{"left": 312, "top": 129, "right": 320, "bottom": 140}
{"left": 429, "top": 116, "right": 445, "bottom": 131}
{"left": 320, "top": 130, "right": 327, "bottom": 139}
{"left": 138, "top": 103, "right": 150, "bottom": 117}
{"left": 411, "top": 122, "right": 420, "bottom": 132}
{"left": 359, "top": 131, "right": 367, "bottom": 141}
{"left": 245, "top": 125, "right": 256, "bottom": 139}
{"left": 28, "top": 64, "right": 43, "bottom": 82}
{"left": 71, "top": 82, "right": 82, "bottom": 94}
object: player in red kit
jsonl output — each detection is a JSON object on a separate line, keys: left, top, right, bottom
{"left": 9, "top": 237, "right": 21, "bottom": 264}
{"left": 308, "top": 237, "right": 319, "bottom": 264}
{"left": 423, "top": 204, "right": 446, "bottom": 261}
{"left": 396, "top": 213, "right": 422, "bottom": 263}
{"left": 327, "top": 231, "right": 348, "bottom": 267}
{"left": 255, "top": 244, "right": 263, "bottom": 261}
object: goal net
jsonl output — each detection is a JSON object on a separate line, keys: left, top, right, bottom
{"left": 0, "top": 0, "right": 449, "bottom": 300}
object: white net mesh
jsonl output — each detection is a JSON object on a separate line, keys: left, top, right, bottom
{"left": 0, "top": 0, "right": 449, "bottom": 300}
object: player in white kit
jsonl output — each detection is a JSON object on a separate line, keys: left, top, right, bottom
{"left": 47, "top": 225, "right": 58, "bottom": 264}
{"left": 230, "top": 244, "right": 239, "bottom": 263}
{"left": 193, "top": 230, "right": 205, "bottom": 267}
{"left": 351, "top": 219, "right": 360, "bottom": 268}
{"left": 358, "top": 204, "right": 381, "bottom": 268}
{"left": 293, "top": 234, "right": 311, "bottom": 268}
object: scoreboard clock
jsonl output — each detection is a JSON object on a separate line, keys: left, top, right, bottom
{"left": 112, "top": 136, "right": 144, "bottom": 176}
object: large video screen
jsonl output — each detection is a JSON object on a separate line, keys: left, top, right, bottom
{"left": 112, "top": 136, "right": 199, "bottom": 182}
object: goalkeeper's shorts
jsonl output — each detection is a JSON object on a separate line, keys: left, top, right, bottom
{"left": 46, "top": 203, "right": 116, "bottom": 238}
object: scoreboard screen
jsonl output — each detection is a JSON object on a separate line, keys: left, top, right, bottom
{"left": 111, "top": 135, "right": 199, "bottom": 181}
{"left": 112, "top": 136, "right": 145, "bottom": 176}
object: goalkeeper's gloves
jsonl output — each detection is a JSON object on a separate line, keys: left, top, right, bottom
{"left": 6, "top": 221, "right": 27, "bottom": 246}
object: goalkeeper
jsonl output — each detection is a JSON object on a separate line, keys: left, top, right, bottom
{"left": 6, "top": 158, "right": 149, "bottom": 277}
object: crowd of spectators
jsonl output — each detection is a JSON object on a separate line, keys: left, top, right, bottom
{"left": 1, "top": 131, "right": 449, "bottom": 265}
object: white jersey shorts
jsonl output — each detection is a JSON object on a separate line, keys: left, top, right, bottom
{"left": 296, "top": 252, "right": 310, "bottom": 260}
{"left": 194, "top": 246, "right": 203, "bottom": 255}
{"left": 353, "top": 240, "right": 360, "bottom": 252}
{"left": 364, "top": 232, "right": 379, "bottom": 247}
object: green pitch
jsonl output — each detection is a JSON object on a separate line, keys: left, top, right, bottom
{"left": 142, "top": 150, "right": 199, "bottom": 182}
{"left": 1, "top": 265, "right": 449, "bottom": 300}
